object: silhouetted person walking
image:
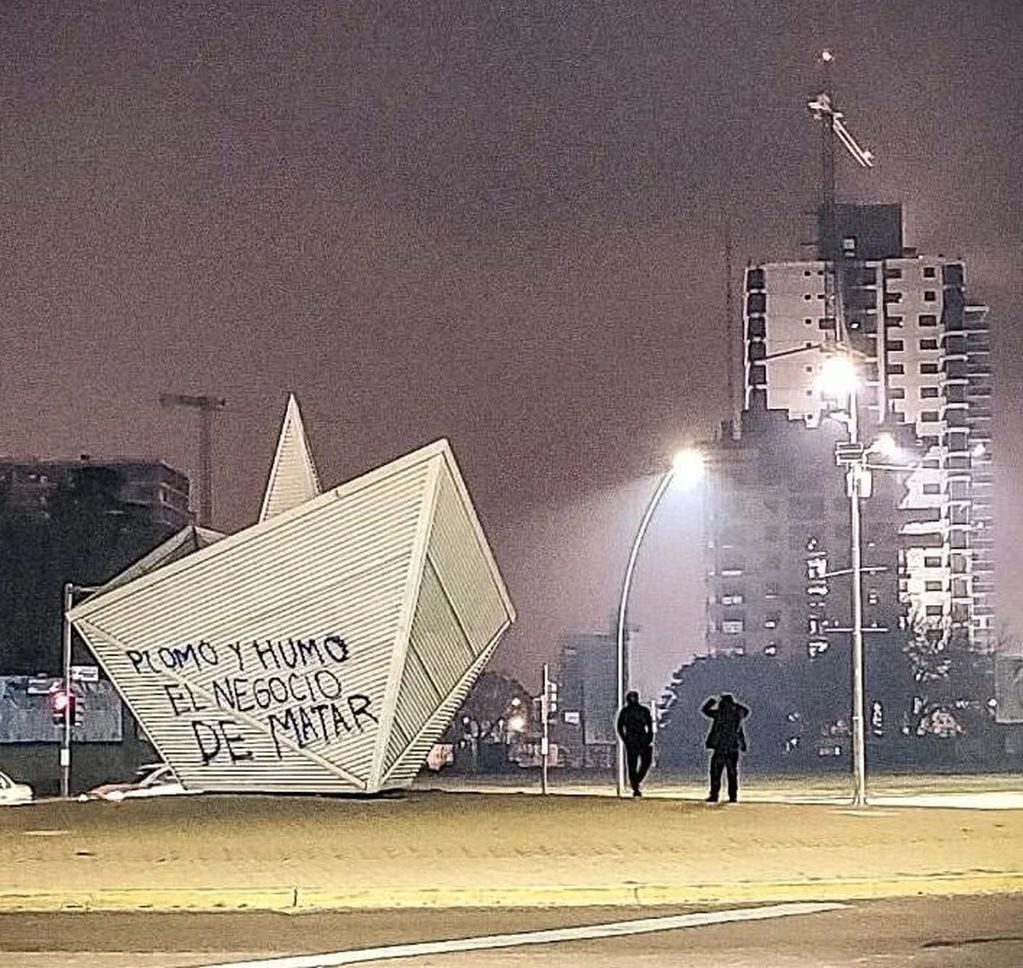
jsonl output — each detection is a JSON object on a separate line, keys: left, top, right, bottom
{"left": 617, "top": 690, "right": 654, "bottom": 797}
{"left": 702, "top": 693, "right": 749, "bottom": 803}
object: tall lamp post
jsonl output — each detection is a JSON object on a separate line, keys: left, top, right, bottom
{"left": 615, "top": 449, "right": 704, "bottom": 798}
{"left": 819, "top": 354, "right": 868, "bottom": 807}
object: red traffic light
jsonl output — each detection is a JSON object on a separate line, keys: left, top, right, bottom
{"left": 49, "top": 687, "right": 78, "bottom": 725}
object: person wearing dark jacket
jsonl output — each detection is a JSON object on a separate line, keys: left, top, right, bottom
{"left": 701, "top": 693, "right": 749, "bottom": 803}
{"left": 616, "top": 691, "right": 654, "bottom": 797}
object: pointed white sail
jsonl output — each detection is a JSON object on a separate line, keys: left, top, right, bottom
{"left": 258, "top": 394, "right": 322, "bottom": 522}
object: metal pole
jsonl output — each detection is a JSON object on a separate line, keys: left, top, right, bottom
{"left": 541, "top": 663, "right": 550, "bottom": 795}
{"left": 60, "top": 582, "right": 73, "bottom": 799}
{"left": 847, "top": 383, "right": 867, "bottom": 807}
{"left": 615, "top": 468, "right": 675, "bottom": 797}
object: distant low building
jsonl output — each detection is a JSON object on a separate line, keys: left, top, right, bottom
{"left": 0, "top": 457, "right": 191, "bottom": 531}
{"left": 556, "top": 631, "right": 617, "bottom": 768}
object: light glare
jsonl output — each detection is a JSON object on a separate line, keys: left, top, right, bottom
{"left": 671, "top": 448, "right": 705, "bottom": 484}
{"left": 816, "top": 354, "right": 859, "bottom": 399}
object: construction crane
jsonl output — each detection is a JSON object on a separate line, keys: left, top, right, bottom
{"left": 159, "top": 393, "right": 227, "bottom": 528}
{"left": 807, "top": 48, "right": 876, "bottom": 342}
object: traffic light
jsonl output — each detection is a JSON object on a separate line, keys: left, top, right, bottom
{"left": 49, "top": 687, "right": 78, "bottom": 726}
{"left": 545, "top": 680, "right": 559, "bottom": 715}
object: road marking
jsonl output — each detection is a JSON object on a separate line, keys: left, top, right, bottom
{"left": 21, "top": 829, "right": 71, "bottom": 837}
{"left": 196, "top": 901, "right": 846, "bottom": 968}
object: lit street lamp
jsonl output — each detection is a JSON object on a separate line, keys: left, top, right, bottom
{"left": 615, "top": 449, "right": 704, "bottom": 798}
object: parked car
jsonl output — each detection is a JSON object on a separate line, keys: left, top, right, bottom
{"left": 80, "top": 763, "right": 197, "bottom": 802}
{"left": 0, "top": 769, "right": 34, "bottom": 806}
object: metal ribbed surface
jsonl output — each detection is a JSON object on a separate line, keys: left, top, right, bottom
{"left": 259, "top": 395, "right": 322, "bottom": 522}
{"left": 71, "top": 459, "right": 433, "bottom": 794}
{"left": 69, "top": 439, "right": 516, "bottom": 795}
{"left": 385, "top": 627, "right": 507, "bottom": 787}
{"left": 381, "top": 450, "right": 516, "bottom": 780}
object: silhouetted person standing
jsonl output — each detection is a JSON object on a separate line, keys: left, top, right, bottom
{"left": 617, "top": 690, "right": 654, "bottom": 797}
{"left": 702, "top": 693, "right": 749, "bottom": 803}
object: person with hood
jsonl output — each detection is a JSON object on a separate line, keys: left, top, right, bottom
{"left": 701, "top": 693, "right": 749, "bottom": 803}
{"left": 616, "top": 690, "right": 654, "bottom": 797}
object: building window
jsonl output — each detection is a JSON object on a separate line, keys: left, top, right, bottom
{"left": 886, "top": 315, "right": 904, "bottom": 327}
{"left": 923, "top": 266, "right": 937, "bottom": 279}
{"left": 808, "top": 640, "right": 829, "bottom": 658}
{"left": 923, "top": 290, "right": 937, "bottom": 302}
{"left": 884, "top": 267, "right": 903, "bottom": 280}
{"left": 764, "top": 582, "right": 779, "bottom": 599}
{"left": 920, "top": 386, "right": 939, "bottom": 398}
{"left": 925, "top": 605, "right": 944, "bottom": 617}
{"left": 889, "top": 387, "right": 906, "bottom": 399}
{"left": 763, "top": 644, "right": 778, "bottom": 657}
{"left": 920, "top": 362, "right": 939, "bottom": 374}
{"left": 921, "top": 411, "right": 940, "bottom": 423}
{"left": 720, "top": 593, "right": 745, "bottom": 606}
{"left": 722, "top": 619, "right": 745, "bottom": 634}
{"left": 888, "top": 363, "right": 905, "bottom": 374}
{"left": 764, "top": 613, "right": 781, "bottom": 630}
{"left": 922, "top": 483, "right": 941, "bottom": 495}
{"left": 886, "top": 339, "right": 904, "bottom": 351}
{"left": 925, "top": 581, "right": 943, "bottom": 592}
{"left": 920, "top": 339, "right": 938, "bottom": 350}
{"left": 924, "top": 555, "right": 942, "bottom": 568}
{"left": 919, "top": 314, "right": 937, "bottom": 327}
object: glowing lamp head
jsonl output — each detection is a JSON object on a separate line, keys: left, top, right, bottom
{"left": 821, "top": 49, "right": 834, "bottom": 63}
{"left": 871, "top": 432, "right": 902, "bottom": 461}
{"left": 816, "top": 354, "right": 859, "bottom": 400}
{"left": 971, "top": 442, "right": 986, "bottom": 458}
{"left": 507, "top": 714, "right": 526, "bottom": 733}
{"left": 671, "top": 448, "right": 705, "bottom": 485}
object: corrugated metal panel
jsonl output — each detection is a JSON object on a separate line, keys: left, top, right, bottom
{"left": 430, "top": 459, "right": 516, "bottom": 653}
{"left": 258, "top": 395, "right": 322, "bottom": 522}
{"left": 384, "top": 561, "right": 474, "bottom": 772}
{"left": 380, "top": 446, "right": 516, "bottom": 778}
{"left": 70, "top": 457, "right": 433, "bottom": 794}
{"left": 68, "top": 439, "right": 516, "bottom": 795}
{"left": 384, "top": 626, "right": 508, "bottom": 787}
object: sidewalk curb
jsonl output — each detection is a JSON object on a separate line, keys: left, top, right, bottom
{"left": 2, "top": 872, "right": 1021, "bottom": 913}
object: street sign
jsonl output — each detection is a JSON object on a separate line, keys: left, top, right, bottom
{"left": 70, "top": 665, "right": 99, "bottom": 683}
{"left": 27, "top": 676, "right": 59, "bottom": 696}
{"left": 835, "top": 441, "right": 865, "bottom": 465}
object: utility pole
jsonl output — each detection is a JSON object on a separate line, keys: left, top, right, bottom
{"left": 159, "top": 394, "right": 227, "bottom": 527}
{"left": 540, "top": 662, "right": 550, "bottom": 795}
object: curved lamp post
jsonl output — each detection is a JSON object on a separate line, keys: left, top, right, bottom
{"left": 615, "top": 449, "right": 704, "bottom": 798}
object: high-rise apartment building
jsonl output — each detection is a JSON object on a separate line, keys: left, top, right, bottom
{"left": 704, "top": 407, "right": 904, "bottom": 662}
{"left": 742, "top": 204, "right": 994, "bottom": 647}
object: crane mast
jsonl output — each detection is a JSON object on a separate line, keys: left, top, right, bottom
{"left": 159, "top": 393, "right": 227, "bottom": 528}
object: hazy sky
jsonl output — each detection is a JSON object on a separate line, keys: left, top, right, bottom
{"left": 2, "top": 1, "right": 1020, "bottom": 693}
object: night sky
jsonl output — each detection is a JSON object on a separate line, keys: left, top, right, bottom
{"left": 2, "top": 1, "right": 1020, "bottom": 695}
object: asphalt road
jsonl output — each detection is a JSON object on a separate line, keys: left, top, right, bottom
{"left": 3, "top": 895, "right": 1023, "bottom": 967}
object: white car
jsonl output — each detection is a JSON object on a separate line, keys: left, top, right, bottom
{"left": 0, "top": 770, "right": 34, "bottom": 806}
{"left": 82, "top": 763, "right": 198, "bottom": 802}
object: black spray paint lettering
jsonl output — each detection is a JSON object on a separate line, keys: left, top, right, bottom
{"left": 162, "top": 682, "right": 210, "bottom": 716}
{"left": 210, "top": 669, "right": 344, "bottom": 713}
{"left": 126, "top": 641, "right": 220, "bottom": 675}
{"left": 252, "top": 635, "right": 350, "bottom": 672}
{"left": 225, "top": 640, "right": 245, "bottom": 672}
{"left": 191, "top": 719, "right": 254, "bottom": 765}
{"left": 267, "top": 695, "right": 378, "bottom": 758}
